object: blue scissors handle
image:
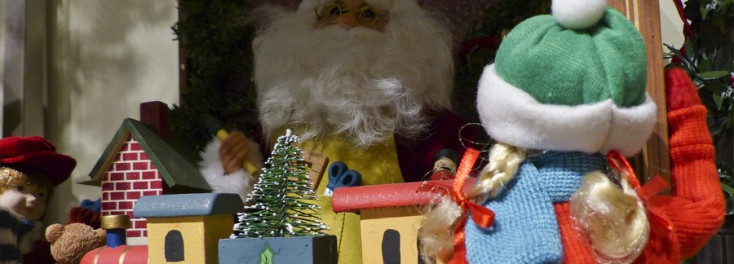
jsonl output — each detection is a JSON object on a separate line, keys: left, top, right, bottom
{"left": 326, "top": 161, "right": 362, "bottom": 191}
{"left": 329, "top": 161, "right": 348, "bottom": 182}
{"left": 335, "top": 170, "right": 361, "bottom": 188}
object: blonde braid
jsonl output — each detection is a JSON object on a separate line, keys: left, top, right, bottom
{"left": 570, "top": 171, "right": 649, "bottom": 263}
{"left": 469, "top": 143, "right": 526, "bottom": 199}
{"left": 418, "top": 196, "right": 463, "bottom": 263}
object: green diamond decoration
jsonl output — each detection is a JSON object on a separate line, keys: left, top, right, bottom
{"left": 259, "top": 243, "right": 274, "bottom": 264}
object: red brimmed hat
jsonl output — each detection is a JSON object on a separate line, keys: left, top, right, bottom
{"left": 0, "top": 136, "right": 76, "bottom": 185}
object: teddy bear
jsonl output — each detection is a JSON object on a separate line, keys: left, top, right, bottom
{"left": 45, "top": 223, "right": 106, "bottom": 264}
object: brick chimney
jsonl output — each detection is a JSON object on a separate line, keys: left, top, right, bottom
{"left": 140, "top": 101, "right": 169, "bottom": 139}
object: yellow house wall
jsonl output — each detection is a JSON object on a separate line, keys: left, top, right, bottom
{"left": 147, "top": 216, "right": 206, "bottom": 264}
{"left": 147, "top": 215, "right": 234, "bottom": 264}
{"left": 360, "top": 207, "right": 427, "bottom": 264}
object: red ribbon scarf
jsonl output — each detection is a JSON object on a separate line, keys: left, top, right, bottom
{"left": 448, "top": 148, "right": 495, "bottom": 264}
{"left": 606, "top": 150, "right": 678, "bottom": 263}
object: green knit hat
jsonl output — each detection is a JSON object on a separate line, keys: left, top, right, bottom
{"left": 496, "top": 6, "right": 647, "bottom": 107}
{"left": 476, "top": 0, "right": 657, "bottom": 156}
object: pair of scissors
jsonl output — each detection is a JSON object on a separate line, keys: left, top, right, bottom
{"left": 323, "top": 161, "right": 362, "bottom": 196}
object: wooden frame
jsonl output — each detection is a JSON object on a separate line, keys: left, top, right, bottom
{"left": 608, "top": 0, "right": 670, "bottom": 183}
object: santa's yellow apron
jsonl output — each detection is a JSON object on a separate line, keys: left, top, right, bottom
{"left": 298, "top": 135, "right": 404, "bottom": 264}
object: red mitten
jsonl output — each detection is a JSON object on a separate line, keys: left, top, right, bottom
{"left": 664, "top": 67, "right": 702, "bottom": 112}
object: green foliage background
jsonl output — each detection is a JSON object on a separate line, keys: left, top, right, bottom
{"left": 169, "top": 0, "right": 260, "bottom": 151}
{"left": 453, "top": 0, "right": 551, "bottom": 123}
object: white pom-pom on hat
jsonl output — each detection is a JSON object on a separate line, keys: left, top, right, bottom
{"left": 552, "top": 0, "right": 607, "bottom": 30}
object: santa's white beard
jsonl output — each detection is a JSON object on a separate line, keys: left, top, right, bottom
{"left": 253, "top": 4, "right": 454, "bottom": 147}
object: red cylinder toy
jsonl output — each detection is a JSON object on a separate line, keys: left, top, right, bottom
{"left": 80, "top": 245, "right": 148, "bottom": 264}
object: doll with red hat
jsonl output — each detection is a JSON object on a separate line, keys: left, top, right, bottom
{"left": 0, "top": 136, "right": 76, "bottom": 264}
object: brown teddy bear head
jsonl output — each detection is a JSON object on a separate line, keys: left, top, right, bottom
{"left": 46, "top": 223, "right": 106, "bottom": 264}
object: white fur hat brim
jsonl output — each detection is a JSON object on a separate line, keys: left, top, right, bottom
{"left": 477, "top": 64, "right": 657, "bottom": 157}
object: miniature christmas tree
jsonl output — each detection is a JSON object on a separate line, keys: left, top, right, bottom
{"left": 232, "top": 129, "right": 329, "bottom": 238}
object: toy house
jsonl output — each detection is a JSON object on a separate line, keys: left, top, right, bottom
{"left": 332, "top": 180, "right": 469, "bottom": 264}
{"left": 81, "top": 107, "right": 212, "bottom": 245}
{"left": 133, "top": 193, "right": 244, "bottom": 264}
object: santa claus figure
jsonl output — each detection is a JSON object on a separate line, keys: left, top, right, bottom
{"left": 199, "top": 0, "right": 466, "bottom": 263}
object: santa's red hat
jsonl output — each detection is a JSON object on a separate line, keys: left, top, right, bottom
{"left": 0, "top": 136, "right": 76, "bottom": 185}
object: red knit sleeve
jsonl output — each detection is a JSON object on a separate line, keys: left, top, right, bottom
{"left": 644, "top": 68, "right": 726, "bottom": 259}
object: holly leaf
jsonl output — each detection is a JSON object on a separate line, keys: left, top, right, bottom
{"left": 699, "top": 71, "right": 731, "bottom": 80}
{"left": 723, "top": 182, "right": 734, "bottom": 196}
{"left": 684, "top": 40, "right": 698, "bottom": 61}
{"left": 259, "top": 244, "right": 274, "bottom": 264}
{"left": 664, "top": 43, "right": 694, "bottom": 71}
{"left": 714, "top": 93, "right": 725, "bottom": 110}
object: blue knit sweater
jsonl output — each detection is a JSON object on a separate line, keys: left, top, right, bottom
{"left": 465, "top": 151, "right": 607, "bottom": 264}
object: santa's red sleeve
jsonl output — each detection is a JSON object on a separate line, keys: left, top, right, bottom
{"left": 645, "top": 67, "right": 726, "bottom": 259}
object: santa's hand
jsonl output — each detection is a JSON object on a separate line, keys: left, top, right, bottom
{"left": 219, "top": 131, "right": 249, "bottom": 175}
{"left": 199, "top": 133, "right": 262, "bottom": 201}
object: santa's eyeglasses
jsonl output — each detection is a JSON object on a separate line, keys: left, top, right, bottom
{"left": 314, "top": 1, "right": 387, "bottom": 28}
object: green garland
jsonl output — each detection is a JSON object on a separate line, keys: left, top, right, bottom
{"left": 169, "top": 0, "right": 260, "bottom": 152}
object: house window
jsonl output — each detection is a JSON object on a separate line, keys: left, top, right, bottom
{"left": 165, "top": 230, "right": 185, "bottom": 262}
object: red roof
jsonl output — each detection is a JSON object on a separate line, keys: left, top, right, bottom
{"left": 331, "top": 179, "right": 477, "bottom": 212}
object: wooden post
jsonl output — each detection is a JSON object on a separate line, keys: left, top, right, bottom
{"left": 177, "top": 1, "right": 187, "bottom": 106}
{"left": 608, "top": 0, "right": 671, "bottom": 184}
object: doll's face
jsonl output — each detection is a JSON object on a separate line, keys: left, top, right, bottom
{"left": 0, "top": 182, "right": 48, "bottom": 221}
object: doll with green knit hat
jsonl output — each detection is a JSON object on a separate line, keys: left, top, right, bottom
{"left": 419, "top": 0, "right": 726, "bottom": 263}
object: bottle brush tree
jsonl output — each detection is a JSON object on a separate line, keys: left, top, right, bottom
{"left": 232, "top": 129, "right": 329, "bottom": 238}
